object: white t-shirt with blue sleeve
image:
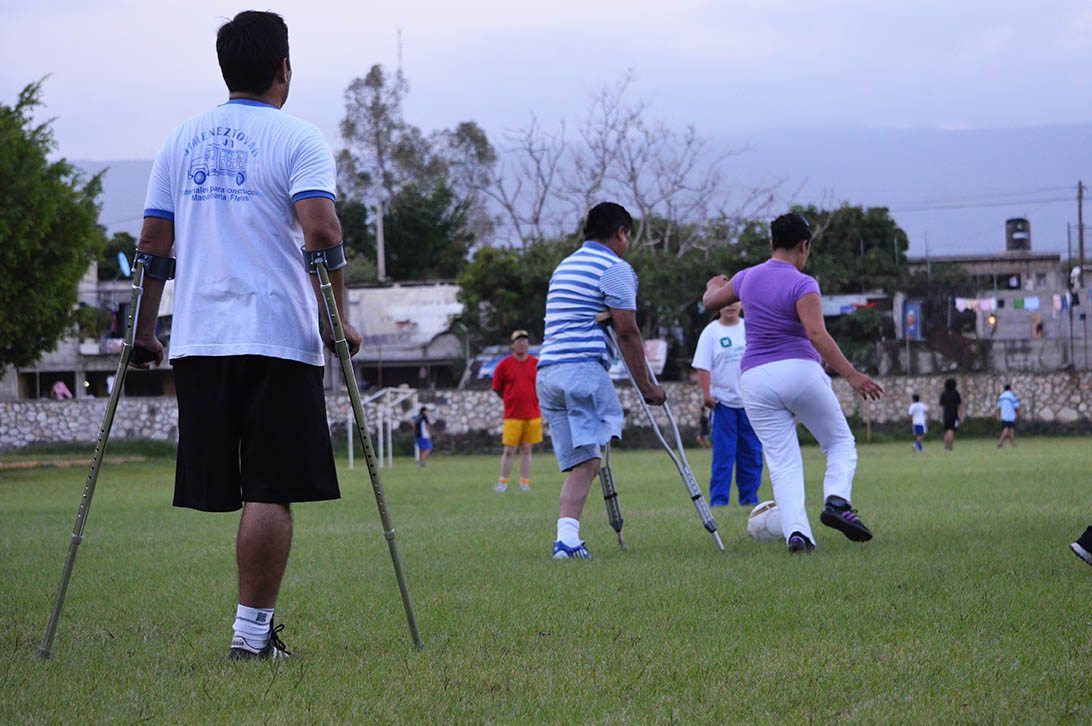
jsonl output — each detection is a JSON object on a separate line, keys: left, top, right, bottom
{"left": 143, "top": 99, "right": 336, "bottom": 366}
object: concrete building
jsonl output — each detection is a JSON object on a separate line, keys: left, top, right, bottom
{"left": 0, "top": 264, "right": 466, "bottom": 402}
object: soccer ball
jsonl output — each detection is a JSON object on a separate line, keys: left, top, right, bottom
{"left": 747, "top": 500, "right": 783, "bottom": 542}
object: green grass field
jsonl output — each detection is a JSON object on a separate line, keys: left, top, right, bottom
{"left": 3, "top": 437, "right": 1092, "bottom": 724}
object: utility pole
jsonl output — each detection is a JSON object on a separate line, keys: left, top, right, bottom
{"left": 924, "top": 232, "right": 931, "bottom": 283}
{"left": 1079, "top": 181, "right": 1085, "bottom": 286}
{"left": 375, "top": 177, "right": 387, "bottom": 281}
{"left": 1079, "top": 183, "right": 1088, "bottom": 369}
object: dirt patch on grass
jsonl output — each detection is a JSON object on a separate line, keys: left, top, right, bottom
{"left": 0, "top": 456, "right": 148, "bottom": 470}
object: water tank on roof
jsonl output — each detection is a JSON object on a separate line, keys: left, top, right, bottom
{"left": 1005, "top": 218, "right": 1030, "bottom": 251}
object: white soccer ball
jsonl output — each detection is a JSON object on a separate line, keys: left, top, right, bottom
{"left": 747, "top": 500, "right": 783, "bottom": 542}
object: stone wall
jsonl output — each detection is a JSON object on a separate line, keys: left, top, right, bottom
{"left": 3, "top": 372, "right": 1089, "bottom": 452}
{"left": 828, "top": 370, "right": 1092, "bottom": 426}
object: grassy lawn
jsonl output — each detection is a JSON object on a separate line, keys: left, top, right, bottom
{"left": 3, "top": 437, "right": 1091, "bottom": 723}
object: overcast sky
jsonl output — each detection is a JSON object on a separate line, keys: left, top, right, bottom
{"left": 4, "top": 1, "right": 1092, "bottom": 256}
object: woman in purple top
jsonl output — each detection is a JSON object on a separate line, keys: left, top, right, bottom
{"left": 703, "top": 213, "right": 883, "bottom": 553}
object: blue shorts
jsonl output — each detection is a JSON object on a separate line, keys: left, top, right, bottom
{"left": 536, "top": 360, "right": 623, "bottom": 472}
{"left": 416, "top": 437, "right": 433, "bottom": 451}
{"left": 913, "top": 424, "right": 925, "bottom": 435}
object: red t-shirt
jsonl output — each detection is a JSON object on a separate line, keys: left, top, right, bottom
{"left": 492, "top": 354, "right": 540, "bottom": 420}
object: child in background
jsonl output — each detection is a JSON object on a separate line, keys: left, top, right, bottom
{"left": 908, "top": 394, "right": 928, "bottom": 452}
{"left": 696, "top": 410, "right": 712, "bottom": 449}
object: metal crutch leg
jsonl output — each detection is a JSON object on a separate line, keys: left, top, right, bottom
{"left": 600, "top": 320, "right": 725, "bottom": 551}
{"left": 599, "top": 442, "right": 625, "bottom": 549}
{"left": 40, "top": 260, "right": 150, "bottom": 658}
{"left": 314, "top": 260, "right": 423, "bottom": 649}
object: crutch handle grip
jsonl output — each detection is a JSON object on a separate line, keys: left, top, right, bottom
{"left": 594, "top": 311, "right": 613, "bottom": 324}
{"left": 131, "top": 346, "right": 157, "bottom": 364}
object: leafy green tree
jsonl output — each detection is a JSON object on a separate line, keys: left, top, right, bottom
{"left": 792, "top": 203, "right": 910, "bottom": 295}
{"left": 334, "top": 198, "right": 377, "bottom": 284}
{"left": 97, "top": 231, "right": 136, "bottom": 280}
{"left": 337, "top": 65, "right": 495, "bottom": 280}
{"left": 457, "top": 239, "right": 574, "bottom": 347}
{"left": 384, "top": 183, "right": 473, "bottom": 280}
{"left": 0, "top": 81, "right": 105, "bottom": 373}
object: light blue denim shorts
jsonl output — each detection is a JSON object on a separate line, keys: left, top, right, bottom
{"left": 536, "top": 360, "right": 624, "bottom": 471}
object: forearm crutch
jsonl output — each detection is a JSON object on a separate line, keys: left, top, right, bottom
{"left": 598, "top": 315, "right": 725, "bottom": 552}
{"left": 599, "top": 442, "right": 625, "bottom": 549}
{"left": 313, "top": 257, "right": 422, "bottom": 650}
{"left": 40, "top": 258, "right": 155, "bottom": 658}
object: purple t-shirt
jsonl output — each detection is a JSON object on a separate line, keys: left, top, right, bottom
{"left": 730, "top": 259, "right": 822, "bottom": 373}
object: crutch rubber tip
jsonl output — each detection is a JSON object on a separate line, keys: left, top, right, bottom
{"left": 38, "top": 648, "right": 51, "bottom": 659}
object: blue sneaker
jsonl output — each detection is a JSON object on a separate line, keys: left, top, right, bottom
{"left": 552, "top": 540, "right": 591, "bottom": 560}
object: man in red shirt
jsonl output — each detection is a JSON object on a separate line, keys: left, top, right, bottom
{"left": 491, "top": 330, "right": 541, "bottom": 492}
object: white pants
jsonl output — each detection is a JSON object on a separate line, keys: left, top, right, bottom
{"left": 740, "top": 359, "right": 857, "bottom": 544}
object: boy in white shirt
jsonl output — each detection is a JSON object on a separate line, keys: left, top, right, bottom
{"left": 692, "top": 302, "right": 763, "bottom": 506}
{"left": 908, "top": 394, "right": 928, "bottom": 452}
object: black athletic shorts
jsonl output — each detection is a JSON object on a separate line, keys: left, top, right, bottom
{"left": 172, "top": 355, "right": 340, "bottom": 512}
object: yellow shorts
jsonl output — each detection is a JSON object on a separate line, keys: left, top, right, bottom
{"left": 502, "top": 418, "right": 543, "bottom": 447}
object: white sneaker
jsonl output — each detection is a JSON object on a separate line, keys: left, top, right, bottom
{"left": 229, "top": 623, "right": 292, "bottom": 661}
{"left": 519, "top": 482, "right": 530, "bottom": 492}
{"left": 494, "top": 482, "right": 508, "bottom": 492}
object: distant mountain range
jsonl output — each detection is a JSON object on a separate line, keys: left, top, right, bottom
{"left": 76, "top": 123, "right": 1092, "bottom": 259}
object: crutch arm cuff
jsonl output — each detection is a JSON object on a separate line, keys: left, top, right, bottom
{"left": 133, "top": 251, "right": 176, "bottom": 280}
{"left": 302, "top": 241, "right": 348, "bottom": 274}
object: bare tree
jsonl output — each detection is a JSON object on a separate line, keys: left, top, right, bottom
{"left": 339, "top": 64, "right": 410, "bottom": 203}
{"left": 485, "top": 116, "right": 568, "bottom": 246}
{"left": 485, "top": 74, "right": 777, "bottom": 251}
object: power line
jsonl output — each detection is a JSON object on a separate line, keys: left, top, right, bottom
{"left": 892, "top": 196, "right": 1073, "bottom": 214}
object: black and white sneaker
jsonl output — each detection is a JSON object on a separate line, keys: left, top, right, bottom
{"left": 787, "top": 532, "right": 814, "bottom": 554}
{"left": 1070, "top": 526, "right": 1092, "bottom": 567}
{"left": 229, "top": 622, "right": 293, "bottom": 661}
{"left": 820, "top": 496, "right": 873, "bottom": 542}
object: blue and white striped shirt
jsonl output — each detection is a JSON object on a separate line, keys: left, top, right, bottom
{"left": 538, "top": 241, "right": 639, "bottom": 369}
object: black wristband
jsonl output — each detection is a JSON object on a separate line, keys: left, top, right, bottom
{"left": 133, "top": 251, "right": 176, "bottom": 280}
{"left": 301, "top": 241, "right": 348, "bottom": 274}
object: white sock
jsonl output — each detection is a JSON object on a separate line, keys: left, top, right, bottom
{"left": 557, "top": 517, "right": 581, "bottom": 547}
{"left": 233, "top": 604, "right": 274, "bottom": 648}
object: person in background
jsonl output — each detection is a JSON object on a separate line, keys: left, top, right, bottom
{"left": 491, "top": 330, "right": 541, "bottom": 492}
{"left": 695, "top": 410, "right": 712, "bottom": 449}
{"left": 51, "top": 380, "right": 74, "bottom": 400}
{"left": 908, "top": 394, "right": 928, "bottom": 452}
{"left": 939, "top": 379, "right": 963, "bottom": 451}
{"left": 996, "top": 384, "right": 1020, "bottom": 448}
{"left": 691, "top": 301, "right": 763, "bottom": 507}
{"left": 414, "top": 407, "right": 433, "bottom": 466}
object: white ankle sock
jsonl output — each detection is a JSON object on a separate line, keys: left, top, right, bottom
{"left": 233, "top": 604, "right": 274, "bottom": 648}
{"left": 557, "top": 517, "right": 581, "bottom": 547}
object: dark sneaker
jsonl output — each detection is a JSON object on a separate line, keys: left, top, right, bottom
{"left": 787, "top": 532, "right": 814, "bottom": 554}
{"left": 229, "top": 622, "right": 292, "bottom": 661}
{"left": 552, "top": 540, "right": 591, "bottom": 560}
{"left": 820, "top": 496, "right": 873, "bottom": 542}
{"left": 1070, "top": 526, "right": 1092, "bottom": 567}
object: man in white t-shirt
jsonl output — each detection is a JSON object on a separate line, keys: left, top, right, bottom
{"left": 129, "top": 11, "right": 361, "bottom": 661}
{"left": 691, "top": 302, "right": 763, "bottom": 506}
{"left": 908, "top": 394, "right": 928, "bottom": 452}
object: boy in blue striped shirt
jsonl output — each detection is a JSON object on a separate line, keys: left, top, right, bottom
{"left": 536, "top": 202, "right": 666, "bottom": 559}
